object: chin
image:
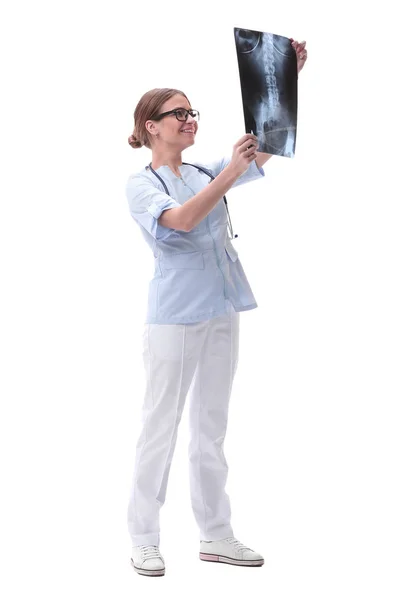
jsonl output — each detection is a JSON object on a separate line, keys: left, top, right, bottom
{"left": 180, "top": 140, "right": 195, "bottom": 151}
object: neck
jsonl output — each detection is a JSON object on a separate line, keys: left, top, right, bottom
{"left": 151, "top": 147, "right": 183, "bottom": 175}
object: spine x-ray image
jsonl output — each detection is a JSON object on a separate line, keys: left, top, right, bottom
{"left": 234, "top": 27, "right": 298, "bottom": 158}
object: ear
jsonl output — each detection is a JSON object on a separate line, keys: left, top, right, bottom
{"left": 145, "top": 120, "right": 158, "bottom": 138}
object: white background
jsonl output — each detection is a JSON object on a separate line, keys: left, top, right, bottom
{"left": 1, "top": 0, "right": 399, "bottom": 598}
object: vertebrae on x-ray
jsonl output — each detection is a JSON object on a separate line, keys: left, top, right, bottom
{"left": 254, "top": 33, "right": 295, "bottom": 157}
{"left": 263, "top": 33, "right": 280, "bottom": 117}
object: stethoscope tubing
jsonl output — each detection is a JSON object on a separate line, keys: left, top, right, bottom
{"left": 146, "top": 162, "right": 238, "bottom": 239}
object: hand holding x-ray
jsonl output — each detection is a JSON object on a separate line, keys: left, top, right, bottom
{"left": 290, "top": 38, "right": 308, "bottom": 73}
{"left": 229, "top": 133, "right": 259, "bottom": 177}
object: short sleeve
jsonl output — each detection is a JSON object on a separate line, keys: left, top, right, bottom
{"left": 195, "top": 156, "right": 265, "bottom": 187}
{"left": 125, "top": 174, "right": 182, "bottom": 241}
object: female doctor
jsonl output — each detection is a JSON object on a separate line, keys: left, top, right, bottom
{"left": 126, "top": 40, "right": 307, "bottom": 577}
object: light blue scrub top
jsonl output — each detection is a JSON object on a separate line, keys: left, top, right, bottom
{"left": 125, "top": 157, "right": 265, "bottom": 324}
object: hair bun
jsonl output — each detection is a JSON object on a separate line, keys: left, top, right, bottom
{"left": 128, "top": 133, "right": 142, "bottom": 149}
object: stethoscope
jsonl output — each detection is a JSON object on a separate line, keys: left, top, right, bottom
{"left": 145, "top": 162, "right": 238, "bottom": 239}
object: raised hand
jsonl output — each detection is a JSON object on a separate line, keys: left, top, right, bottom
{"left": 290, "top": 38, "right": 308, "bottom": 73}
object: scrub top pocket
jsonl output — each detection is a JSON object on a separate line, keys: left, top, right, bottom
{"left": 157, "top": 250, "right": 224, "bottom": 321}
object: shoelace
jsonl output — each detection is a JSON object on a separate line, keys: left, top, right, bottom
{"left": 139, "top": 545, "right": 162, "bottom": 560}
{"left": 224, "top": 537, "right": 253, "bottom": 552}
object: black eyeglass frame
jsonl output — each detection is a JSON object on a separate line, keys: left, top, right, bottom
{"left": 150, "top": 108, "right": 200, "bottom": 122}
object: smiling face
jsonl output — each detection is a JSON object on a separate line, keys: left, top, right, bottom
{"left": 146, "top": 94, "right": 198, "bottom": 149}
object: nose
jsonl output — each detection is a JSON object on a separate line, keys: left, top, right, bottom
{"left": 186, "top": 113, "right": 197, "bottom": 125}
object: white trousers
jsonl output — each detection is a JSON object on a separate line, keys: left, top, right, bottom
{"left": 127, "top": 302, "right": 240, "bottom": 546}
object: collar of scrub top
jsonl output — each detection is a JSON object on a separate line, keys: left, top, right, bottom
{"left": 145, "top": 162, "right": 238, "bottom": 239}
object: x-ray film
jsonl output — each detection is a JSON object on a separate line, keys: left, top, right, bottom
{"left": 234, "top": 27, "right": 298, "bottom": 158}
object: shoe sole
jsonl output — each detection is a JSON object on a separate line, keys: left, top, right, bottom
{"left": 131, "top": 558, "right": 165, "bottom": 576}
{"left": 199, "top": 552, "right": 264, "bottom": 567}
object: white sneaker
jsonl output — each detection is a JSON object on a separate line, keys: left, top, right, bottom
{"left": 131, "top": 545, "right": 165, "bottom": 576}
{"left": 200, "top": 536, "right": 264, "bottom": 567}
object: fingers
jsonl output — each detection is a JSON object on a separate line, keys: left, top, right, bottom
{"left": 291, "top": 39, "right": 306, "bottom": 50}
{"left": 299, "top": 46, "right": 307, "bottom": 60}
{"left": 241, "top": 142, "right": 258, "bottom": 156}
{"left": 291, "top": 38, "right": 307, "bottom": 61}
{"left": 298, "top": 41, "right": 307, "bottom": 56}
{"left": 235, "top": 133, "right": 258, "bottom": 147}
{"left": 242, "top": 142, "right": 258, "bottom": 158}
{"left": 238, "top": 137, "right": 259, "bottom": 153}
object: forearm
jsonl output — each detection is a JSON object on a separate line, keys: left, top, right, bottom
{"left": 181, "top": 165, "right": 240, "bottom": 232}
{"left": 255, "top": 151, "right": 273, "bottom": 170}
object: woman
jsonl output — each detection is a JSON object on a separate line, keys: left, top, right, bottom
{"left": 126, "top": 40, "right": 307, "bottom": 577}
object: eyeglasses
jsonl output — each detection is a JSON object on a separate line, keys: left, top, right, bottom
{"left": 151, "top": 108, "right": 200, "bottom": 122}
